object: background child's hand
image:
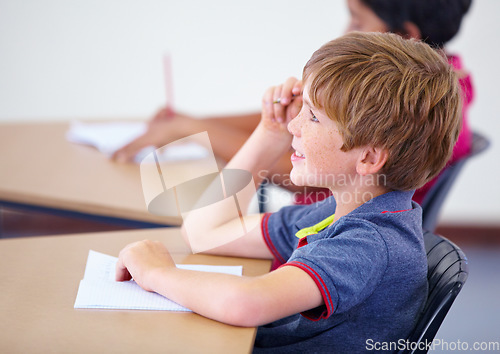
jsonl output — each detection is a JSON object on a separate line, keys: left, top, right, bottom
{"left": 261, "top": 77, "right": 303, "bottom": 131}
{"left": 115, "top": 240, "right": 175, "bottom": 292}
{"left": 111, "top": 107, "right": 180, "bottom": 163}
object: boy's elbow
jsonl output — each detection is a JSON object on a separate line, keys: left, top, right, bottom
{"left": 220, "top": 286, "right": 268, "bottom": 327}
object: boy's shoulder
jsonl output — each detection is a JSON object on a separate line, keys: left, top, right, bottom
{"left": 341, "top": 190, "right": 422, "bottom": 231}
{"left": 265, "top": 190, "right": 423, "bottom": 266}
{"left": 324, "top": 190, "right": 423, "bottom": 253}
{"left": 290, "top": 190, "right": 421, "bottom": 231}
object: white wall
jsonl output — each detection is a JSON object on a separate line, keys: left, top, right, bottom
{"left": 1, "top": 0, "right": 498, "bottom": 225}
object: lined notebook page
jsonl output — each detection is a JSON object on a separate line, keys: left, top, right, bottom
{"left": 74, "top": 250, "right": 242, "bottom": 311}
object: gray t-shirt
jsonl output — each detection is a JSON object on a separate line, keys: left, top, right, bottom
{"left": 255, "top": 190, "right": 428, "bottom": 353}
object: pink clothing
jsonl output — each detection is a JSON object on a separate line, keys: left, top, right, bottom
{"left": 295, "top": 54, "right": 474, "bottom": 206}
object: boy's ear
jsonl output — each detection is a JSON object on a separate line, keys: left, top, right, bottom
{"left": 400, "top": 21, "right": 422, "bottom": 40}
{"left": 356, "top": 147, "right": 388, "bottom": 176}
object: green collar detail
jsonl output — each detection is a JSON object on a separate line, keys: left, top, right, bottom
{"left": 295, "top": 214, "right": 335, "bottom": 239}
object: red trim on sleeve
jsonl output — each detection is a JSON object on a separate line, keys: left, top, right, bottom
{"left": 280, "top": 261, "right": 334, "bottom": 320}
{"left": 261, "top": 213, "right": 286, "bottom": 265}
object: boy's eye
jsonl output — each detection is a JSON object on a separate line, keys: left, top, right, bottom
{"left": 310, "top": 111, "right": 319, "bottom": 122}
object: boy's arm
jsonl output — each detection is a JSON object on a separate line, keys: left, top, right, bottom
{"left": 178, "top": 122, "right": 290, "bottom": 259}
{"left": 182, "top": 214, "right": 273, "bottom": 259}
{"left": 180, "top": 78, "right": 303, "bottom": 259}
{"left": 116, "top": 239, "right": 323, "bottom": 327}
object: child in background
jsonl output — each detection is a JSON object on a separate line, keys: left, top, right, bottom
{"left": 349, "top": 0, "right": 473, "bottom": 204}
{"left": 112, "top": 0, "right": 473, "bottom": 208}
{"left": 116, "top": 32, "right": 462, "bottom": 352}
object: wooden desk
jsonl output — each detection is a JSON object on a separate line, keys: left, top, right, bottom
{"left": 0, "top": 227, "right": 271, "bottom": 353}
{"left": 0, "top": 122, "right": 219, "bottom": 227}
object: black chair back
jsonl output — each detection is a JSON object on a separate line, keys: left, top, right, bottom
{"left": 398, "top": 231, "right": 469, "bottom": 354}
{"left": 422, "top": 131, "right": 490, "bottom": 231}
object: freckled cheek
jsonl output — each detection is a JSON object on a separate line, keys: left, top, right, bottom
{"left": 304, "top": 139, "right": 336, "bottom": 173}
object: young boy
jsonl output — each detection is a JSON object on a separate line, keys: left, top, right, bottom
{"left": 116, "top": 32, "right": 461, "bottom": 352}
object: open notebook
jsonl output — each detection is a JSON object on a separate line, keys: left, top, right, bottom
{"left": 74, "top": 250, "right": 242, "bottom": 311}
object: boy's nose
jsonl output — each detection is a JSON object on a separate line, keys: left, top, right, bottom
{"left": 287, "top": 114, "right": 301, "bottom": 137}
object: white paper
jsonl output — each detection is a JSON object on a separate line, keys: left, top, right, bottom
{"left": 66, "top": 121, "right": 208, "bottom": 163}
{"left": 74, "top": 250, "right": 242, "bottom": 311}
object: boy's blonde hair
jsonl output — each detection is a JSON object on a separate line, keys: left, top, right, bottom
{"left": 303, "top": 31, "right": 461, "bottom": 191}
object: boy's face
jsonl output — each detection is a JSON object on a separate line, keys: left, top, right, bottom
{"left": 287, "top": 83, "right": 361, "bottom": 190}
{"left": 345, "top": 0, "right": 389, "bottom": 33}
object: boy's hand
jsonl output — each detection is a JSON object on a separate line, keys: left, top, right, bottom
{"left": 262, "top": 77, "right": 303, "bottom": 129}
{"left": 116, "top": 240, "right": 175, "bottom": 292}
{"left": 232, "top": 77, "right": 302, "bottom": 175}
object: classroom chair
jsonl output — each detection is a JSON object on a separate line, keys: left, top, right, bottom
{"left": 398, "top": 230, "right": 469, "bottom": 354}
{"left": 421, "top": 131, "right": 490, "bottom": 231}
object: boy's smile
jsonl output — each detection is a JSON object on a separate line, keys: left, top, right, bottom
{"left": 291, "top": 150, "right": 305, "bottom": 161}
